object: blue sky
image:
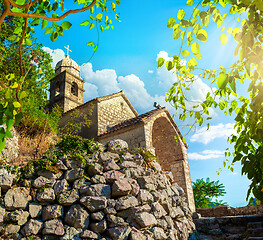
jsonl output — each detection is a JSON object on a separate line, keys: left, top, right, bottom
{"left": 35, "top": 0, "right": 251, "bottom": 207}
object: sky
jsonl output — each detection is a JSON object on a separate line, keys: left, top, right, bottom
{"left": 34, "top": 0, "right": 252, "bottom": 207}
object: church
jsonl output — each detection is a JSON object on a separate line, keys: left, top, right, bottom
{"left": 49, "top": 52, "right": 195, "bottom": 211}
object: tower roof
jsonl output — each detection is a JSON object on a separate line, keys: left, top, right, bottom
{"left": 56, "top": 55, "right": 80, "bottom": 70}
{"left": 55, "top": 55, "right": 80, "bottom": 77}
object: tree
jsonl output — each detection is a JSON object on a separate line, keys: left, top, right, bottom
{"left": 159, "top": 0, "right": 263, "bottom": 201}
{"left": 193, "top": 178, "right": 227, "bottom": 208}
{"left": 0, "top": 0, "right": 121, "bottom": 152}
{"left": 0, "top": 15, "right": 60, "bottom": 136}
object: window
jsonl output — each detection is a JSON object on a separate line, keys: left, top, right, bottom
{"left": 71, "top": 82, "right": 78, "bottom": 96}
{"left": 55, "top": 82, "right": 60, "bottom": 96}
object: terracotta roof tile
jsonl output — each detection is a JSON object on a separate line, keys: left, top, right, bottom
{"left": 98, "top": 107, "right": 165, "bottom": 137}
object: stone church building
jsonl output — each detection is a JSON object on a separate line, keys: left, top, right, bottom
{"left": 49, "top": 54, "right": 195, "bottom": 211}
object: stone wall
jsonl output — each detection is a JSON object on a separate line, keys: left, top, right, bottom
{"left": 97, "top": 96, "right": 137, "bottom": 135}
{"left": 99, "top": 125, "right": 146, "bottom": 150}
{"left": 0, "top": 127, "right": 19, "bottom": 163}
{"left": 0, "top": 139, "right": 197, "bottom": 240}
{"left": 194, "top": 214, "right": 263, "bottom": 239}
{"left": 196, "top": 205, "right": 263, "bottom": 218}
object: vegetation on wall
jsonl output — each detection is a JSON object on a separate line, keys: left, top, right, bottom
{"left": 193, "top": 178, "right": 228, "bottom": 208}
{"left": 160, "top": 0, "right": 263, "bottom": 201}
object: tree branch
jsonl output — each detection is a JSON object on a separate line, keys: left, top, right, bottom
{"left": 9, "top": 0, "right": 96, "bottom": 22}
{"left": 0, "top": 0, "right": 10, "bottom": 33}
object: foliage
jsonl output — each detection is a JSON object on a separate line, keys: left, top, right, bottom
{"left": 192, "top": 178, "right": 227, "bottom": 208}
{"left": 61, "top": 108, "right": 93, "bottom": 136}
{"left": 247, "top": 197, "right": 261, "bottom": 206}
{"left": 57, "top": 134, "right": 101, "bottom": 156}
{"left": 135, "top": 147, "right": 158, "bottom": 162}
{"left": 21, "top": 134, "right": 102, "bottom": 178}
{"left": 161, "top": 0, "right": 263, "bottom": 201}
{"left": 135, "top": 147, "right": 160, "bottom": 171}
{"left": 0, "top": 0, "right": 121, "bottom": 154}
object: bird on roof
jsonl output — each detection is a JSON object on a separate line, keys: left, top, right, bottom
{"left": 154, "top": 102, "right": 161, "bottom": 109}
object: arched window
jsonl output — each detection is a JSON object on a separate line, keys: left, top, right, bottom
{"left": 55, "top": 82, "right": 60, "bottom": 96}
{"left": 71, "top": 82, "right": 78, "bottom": 96}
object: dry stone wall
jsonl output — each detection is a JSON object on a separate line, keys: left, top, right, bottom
{"left": 0, "top": 139, "right": 197, "bottom": 240}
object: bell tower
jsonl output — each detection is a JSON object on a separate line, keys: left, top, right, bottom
{"left": 49, "top": 45, "right": 85, "bottom": 113}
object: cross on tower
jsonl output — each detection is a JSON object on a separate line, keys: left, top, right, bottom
{"left": 64, "top": 45, "right": 72, "bottom": 57}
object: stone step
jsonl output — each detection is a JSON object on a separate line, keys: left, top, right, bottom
{"left": 247, "top": 222, "right": 263, "bottom": 229}
{"left": 247, "top": 228, "right": 263, "bottom": 237}
{"left": 247, "top": 238, "right": 263, "bottom": 240}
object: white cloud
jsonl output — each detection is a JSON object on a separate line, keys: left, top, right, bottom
{"left": 80, "top": 62, "right": 168, "bottom": 112}
{"left": 190, "top": 123, "right": 236, "bottom": 145}
{"left": 148, "top": 70, "right": 153, "bottom": 74}
{"left": 188, "top": 150, "right": 225, "bottom": 160}
{"left": 81, "top": 63, "right": 120, "bottom": 97}
{"left": 42, "top": 47, "right": 65, "bottom": 68}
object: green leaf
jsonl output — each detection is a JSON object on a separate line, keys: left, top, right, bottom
{"left": 0, "top": 139, "right": 6, "bottom": 153}
{"left": 41, "top": 19, "right": 48, "bottom": 29}
{"left": 93, "top": 45, "right": 98, "bottom": 51}
{"left": 197, "top": 29, "right": 207, "bottom": 42}
{"left": 220, "top": 34, "right": 228, "bottom": 45}
{"left": 177, "top": 9, "right": 185, "bottom": 20}
{"left": 15, "top": 112, "right": 23, "bottom": 126}
{"left": 25, "top": 38, "right": 32, "bottom": 46}
{"left": 50, "top": 31, "right": 58, "bottom": 42}
{"left": 167, "top": 17, "right": 176, "bottom": 28}
{"left": 186, "top": 0, "right": 194, "bottom": 6}
{"left": 52, "top": 13, "right": 58, "bottom": 18}
{"left": 182, "top": 50, "right": 189, "bottom": 57}
{"left": 61, "top": 21, "right": 72, "bottom": 30}
{"left": 115, "top": 0, "right": 121, "bottom": 4}
{"left": 166, "top": 61, "right": 174, "bottom": 71}
{"left": 44, "top": 27, "right": 53, "bottom": 35}
{"left": 188, "top": 58, "right": 197, "bottom": 68}
{"left": 13, "top": 102, "right": 21, "bottom": 108}
{"left": 229, "top": 77, "right": 236, "bottom": 93}
{"left": 89, "top": 23, "right": 95, "bottom": 30}
{"left": 86, "top": 41, "right": 95, "bottom": 46}
{"left": 6, "top": 119, "right": 14, "bottom": 131}
{"left": 111, "top": 2, "right": 116, "bottom": 11}
{"left": 173, "top": 28, "right": 181, "bottom": 39}
{"left": 96, "top": 13, "right": 103, "bottom": 20}
{"left": 80, "top": 20, "right": 90, "bottom": 26}
{"left": 217, "top": 73, "right": 228, "bottom": 89}
{"left": 20, "top": 91, "right": 28, "bottom": 99}
{"left": 31, "top": 18, "right": 40, "bottom": 26}
{"left": 157, "top": 58, "right": 165, "bottom": 68}
{"left": 5, "top": 129, "right": 13, "bottom": 138}
{"left": 191, "top": 42, "right": 200, "bottom": 55}
{"left": 11, "top": 82, "right": 18, "bottom": 89}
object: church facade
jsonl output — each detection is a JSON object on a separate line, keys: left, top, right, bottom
{"left": 49, "top": 54, "right": 195, "bottom": 211}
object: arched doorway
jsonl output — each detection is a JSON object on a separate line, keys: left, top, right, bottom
{"left": 151, "top": 116, "right": 195, "bottom": 211}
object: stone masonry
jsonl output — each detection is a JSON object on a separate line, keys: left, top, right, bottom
{"left": 0, "top": 139, "right": 197, "bottom": 240}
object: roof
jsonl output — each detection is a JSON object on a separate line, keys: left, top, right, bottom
{"left": 62, "top": 91, "right": 138, "bottom": 116}
{"left": 98, "top": 107, "right": 188, "bottom": 148}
